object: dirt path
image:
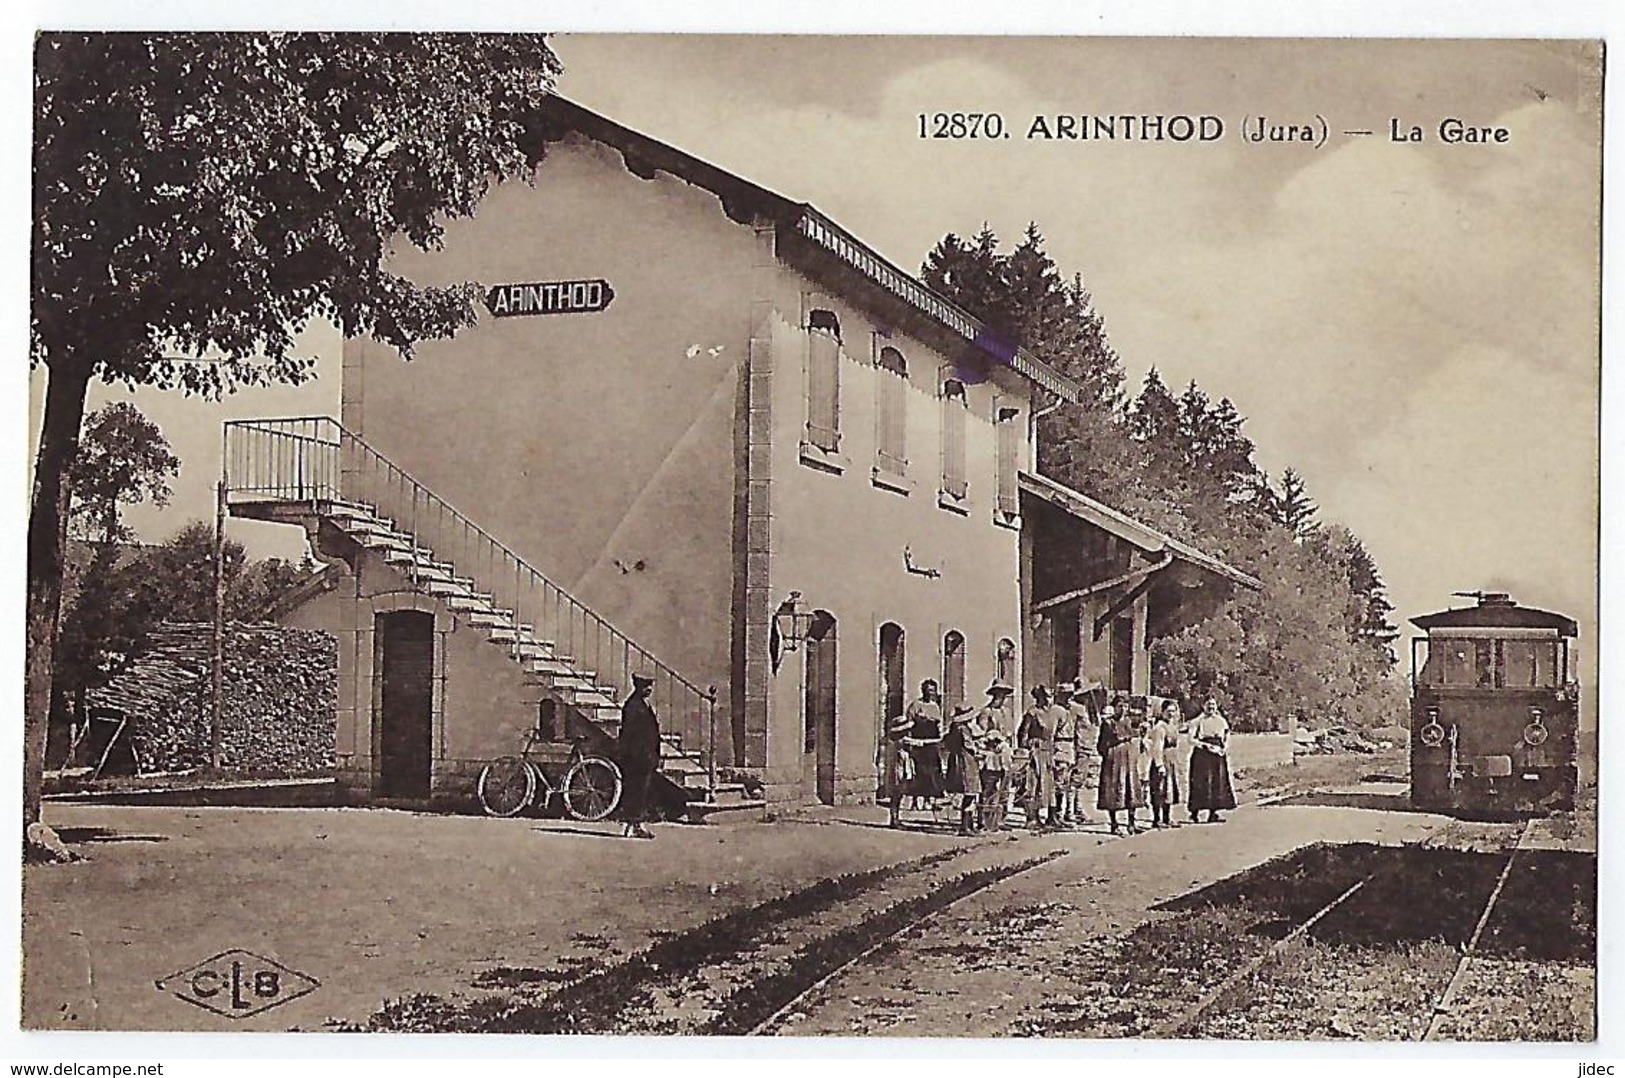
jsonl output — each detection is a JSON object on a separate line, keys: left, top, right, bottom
{"left": 23, "top": 803, "right": 972, "bottom": 1030}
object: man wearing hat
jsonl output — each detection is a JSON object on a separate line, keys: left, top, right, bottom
{"left": 618, "top": 673, "right": 661, "bottom": 839}
{"left": 975, "top": 681, "right": 1015, "bottom": 831}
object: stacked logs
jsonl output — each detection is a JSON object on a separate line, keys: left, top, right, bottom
{"left": 87, "top": 622, "right": 337, "bottom": 774}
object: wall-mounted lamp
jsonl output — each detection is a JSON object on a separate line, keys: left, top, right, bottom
{"left": 774, "top": 591, "right": 815, "bottom": 652}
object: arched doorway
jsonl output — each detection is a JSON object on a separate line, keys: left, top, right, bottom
{"left": 803, "top": 611, "right": 838, "bottom": 805}
{"left": 376, "top": 610, "right": 434, "bottom": 799}
{"left": 877, "top": 622, "right": 906, "bottom": 801}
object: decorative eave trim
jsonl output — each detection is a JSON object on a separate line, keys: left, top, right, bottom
{"left": 795, "top": 211, "right": 1083, "bottom": 403}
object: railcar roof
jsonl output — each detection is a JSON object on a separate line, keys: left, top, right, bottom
{"left": 1411, "top": 600, "right": 1577, "bottom": 637}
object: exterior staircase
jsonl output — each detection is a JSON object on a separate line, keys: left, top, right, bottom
{"left": 224, "top": 417, "right": 762, "bottom": 821}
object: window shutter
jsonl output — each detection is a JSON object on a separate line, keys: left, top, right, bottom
{"left": 996, "top": 405, "right": 1020, "bottom": 515}
{"left": 942, "top": 379, "right": 967, "bottom": 499}
{"left": 806, "top": 311, "right": 841, "bottom": 451}
{"left": 877, "top": 346, "right": 907, "bottom": 474}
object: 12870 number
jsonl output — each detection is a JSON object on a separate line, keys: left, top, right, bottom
{"left": 917, "top": 112, "right": 1008, "bottom": 139}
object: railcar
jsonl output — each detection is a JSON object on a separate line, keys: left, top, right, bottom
{"left": 1409, "top": 592, "right": 1579, "bottom": 814}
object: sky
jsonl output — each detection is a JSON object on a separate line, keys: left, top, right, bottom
{"left": 25, "top": 35, "right": 1603, "bottom": 670}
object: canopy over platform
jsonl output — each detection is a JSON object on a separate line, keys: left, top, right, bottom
{"left": 1018, "top": 471, "right": 1260, "bottom": 661}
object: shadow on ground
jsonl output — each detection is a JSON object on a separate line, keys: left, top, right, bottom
{"left": 1154, "top": 840, "right": 1595, "bottom": 961}
{"left": 57, "top": 825, "right": 169, "bottom": 845}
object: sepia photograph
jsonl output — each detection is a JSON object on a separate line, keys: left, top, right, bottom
{"left": 17, "top": 27, "right": 1605, "bottom": 1050}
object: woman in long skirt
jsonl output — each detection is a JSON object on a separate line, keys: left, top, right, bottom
{"left": 942, "top": 705, "right": 983, "bottom": 836}
{"left": 1095, "top": 704, "right": 1145, "bottom": 834}
{"left": 906, "top": 688, "right": 946, "bottom": 808}
{"left": 1187, "top": 697, "right": 1237, "bottom": 823}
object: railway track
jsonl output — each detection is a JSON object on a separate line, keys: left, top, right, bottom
{"left": 1164, "top": 816, "right": 1535, "bottom": 1040}
{"left": 1420, "top": 818, "right": 1534, "bottom": 1042}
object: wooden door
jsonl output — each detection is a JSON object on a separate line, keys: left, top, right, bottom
{"left": 377, "top": 611, "right": 434, "bottom": 799}
{"left": 804, "top": 612, "right": 838, "bottom": 805}
{"left": 877, "top": 623, "right": 905, "bottom": 800}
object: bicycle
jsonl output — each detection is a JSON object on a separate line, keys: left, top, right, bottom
{"left": 476, "top": 727, "right": 624, "bottom": 821}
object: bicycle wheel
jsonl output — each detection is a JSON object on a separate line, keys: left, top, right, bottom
{"left": 477, "top": 757, "right": 538, "bottom": 817}
{"left": 563, "top": 757, "right": 623, "bottom": 822}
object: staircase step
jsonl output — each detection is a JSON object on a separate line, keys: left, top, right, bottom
{"left": 360, "top": 532, "right": 414, "bottom": 553}
{"left": 445, "top": 593, "right": 496, "bottom": 613}
{"left": 486, "top": 623, "right": 537, "bottom": 641}
{"left": 521, "top": 658, "right": 580, "bottom": 679}
{"left": 684, "top": 798, "right": 768, "bottom": 822}
{"left": 383, "top": 546, "right": 435, "bottom": 566}
{"left": 421, "top": 578, "right": 475, "bottom": 598}
{"left": 326, "top": 501, "right": 380, "bottom": 521}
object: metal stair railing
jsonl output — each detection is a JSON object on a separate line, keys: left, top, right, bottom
{"left": 224, "top": 415, "right": 720, "bottom": 797}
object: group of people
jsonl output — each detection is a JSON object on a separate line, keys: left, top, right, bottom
{"left": 885, "top": 678, "right": 1238, "bottom": 837}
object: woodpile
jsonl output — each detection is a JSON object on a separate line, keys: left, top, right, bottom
{"left": 86, "top": 622, "right": 336, "bottom": 774}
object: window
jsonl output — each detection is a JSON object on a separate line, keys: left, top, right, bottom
{"left": 1503, "top": 640, "right": 1559, "bottom": 689}
{"left": 940, "top": 375, "right": 968, "bottom": 503}
{"left": 943, "top": 631, "right": 966, "bottom": 715}
{"left": 806, "top": 309, "right": 841, "bottom": 452}
{"left": 995, "top": 402, "right": 1021, "bottom": 518}
{"left": 876, "top": 346, "right": 908, "bottom": 476}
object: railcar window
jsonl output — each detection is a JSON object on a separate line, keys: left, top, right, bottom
{"left": 1501, "top": 640, "right": 1558, "bottom": 688}
{"left": 1437, "top": 641, "right": 1474, "bottom": 685}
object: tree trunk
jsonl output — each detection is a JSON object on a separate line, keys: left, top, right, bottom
{"left": 25, "top": 359, "right": 92, "bottom": 845}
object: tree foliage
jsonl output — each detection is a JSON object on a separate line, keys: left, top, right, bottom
{"left": 33, "top": 32, "right": 562, "bottom": 392}
{"left": 67, "top": 402, "right": 180, "bottom": 544}
{"left": 922, "top": 224, "right": 1401, "bottom": 730}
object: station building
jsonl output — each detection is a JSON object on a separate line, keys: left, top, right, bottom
{"left": 230, "top": 98, "right": 1257, "bottom": 811}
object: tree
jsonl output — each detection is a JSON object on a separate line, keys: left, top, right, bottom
{"left": 68, "top": 402, "right": 179, "bottom": 545}
{"left": 27, "top": 33, "right": 562, "bottom": 853}
{"left": 921, "top": 223, "right": 1143, "bottom": 505}
{"left": 128, "top": 520, "right": 306, "bottom": 624}
{"left": 53, "top": 403, "right": 180, "bottom": 753}
{"left": 1263, "top": 466, "right": 1319, "bottom": 539}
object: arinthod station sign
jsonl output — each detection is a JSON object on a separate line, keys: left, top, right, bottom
{"left": 485, "top": 279, "right": 615, "bottom": 317}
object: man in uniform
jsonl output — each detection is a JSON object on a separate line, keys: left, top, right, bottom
{"left": 1052, "top": 682, "right": 1080, "bottom": 826}
{"left": 617, "top": 673, "right": 661, "bottom": 839}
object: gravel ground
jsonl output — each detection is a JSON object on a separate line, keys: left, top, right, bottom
{"left": 1428, "top": 957, "right": 1594, "bottom": 1041}
{"left": 1191, "top": 938, "right": 1461, "bottom": 1040}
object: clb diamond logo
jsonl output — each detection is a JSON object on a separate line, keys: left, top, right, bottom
{"left": 157, "top": 949, "right": 319, "bottom": 1019}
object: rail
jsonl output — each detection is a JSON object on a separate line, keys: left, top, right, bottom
{"left": 223, "top": 416, "right": 720, "bottom": 797}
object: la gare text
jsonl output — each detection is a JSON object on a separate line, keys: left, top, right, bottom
{"left": 918, "top": 113, "right": 1510, "bottom": 145}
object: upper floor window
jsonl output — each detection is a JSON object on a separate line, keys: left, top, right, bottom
{"left": 940, "top": 375, "right": 968, "bottom": 503}
{"left": 995, "top": 403, "right": 1021, "bottom": 518}
{"left": 876, "top": 345, "right": 908, "bottom": 477}
{"left": 805, "top": 309, "right": 842, "bottom": 452}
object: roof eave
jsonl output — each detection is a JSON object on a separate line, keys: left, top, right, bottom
{"left": 536, "top": 96, "right": 1083, "bottom": 405}
{"left": 1018, "top": 471, "right": 1262, "bottom": 591}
